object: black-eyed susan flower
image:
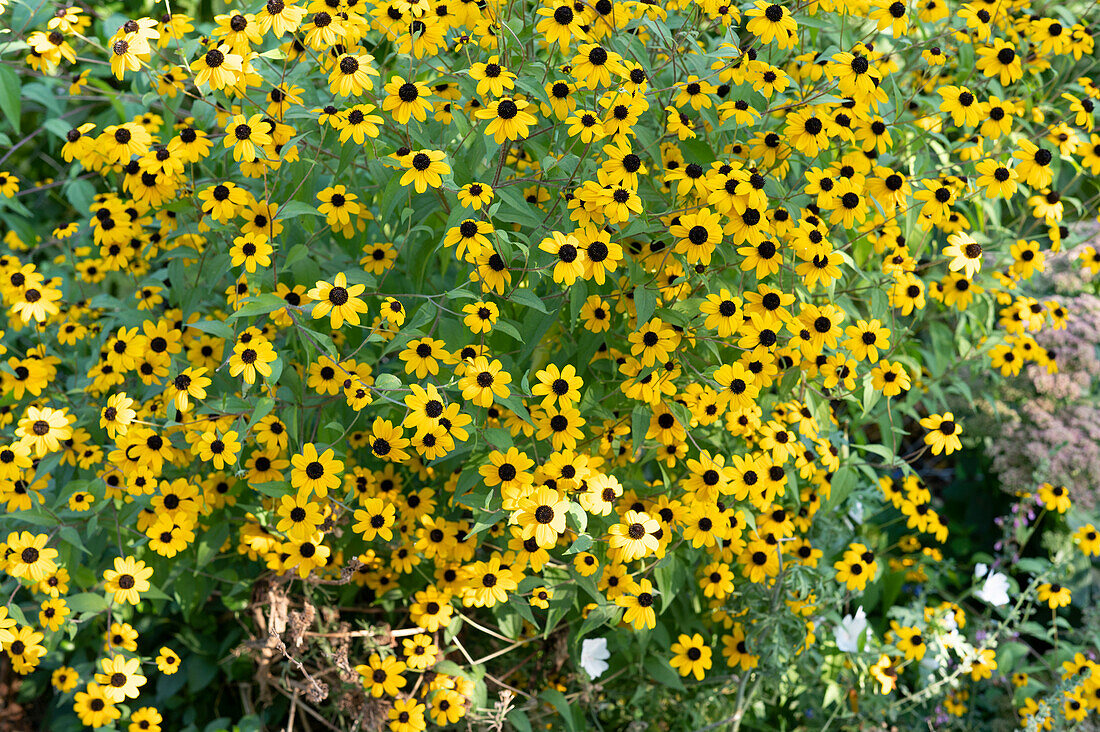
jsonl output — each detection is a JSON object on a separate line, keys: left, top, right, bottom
{"left": 400, "top": 149, "right": 450, "bottom": 193}
{"left": 669, "top": 633, "right": 712, "bottom": 680}
{"left": 608, "top": 510, "right": 659, "bottom": 562}
{"left": 943, "top": 232, "right": 983, "bottom": 279}
{"left": 919, "top": 412, "right": 962, "bottom": 455}
{"left": 382, "top": 76, "right": 432, "bottom": 124}
{"left": 356, "top": 653, "right": 407, "bottom": 698}
{"left": 73, "top": 683, "right": 121, "bottom": 728}
{"left": 459, "top": 356, "right": 512, "bottom": 407}
{"left": 307, "top": 272, "right": 368, "bottom": 328}
{"left": 95, "top": 654, "right": 146, "bottom": 702}
{"left": 103, "top": 555, "right": 153, "bottom": 605}
{"left": 1037, "top": 582, "right": 1072, "bottom": 609}
{"left": 1037, "top": 482, "right": 1071, "bottom": 513}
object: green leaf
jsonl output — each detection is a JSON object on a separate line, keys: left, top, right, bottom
{"left": 644, "top": 656, "right": 686, "bottom": 689}
{"left": 825, "top": 466, "right": 857, "bottom": 510}
{"left": 246, "top": 397, "right": 275, "bottom": 430}
{"left": 374, "top": 373, "right": 402, "bottom": 391}
{"left": 506, "top": 710, "right": 533, "bottom": 732}
{"left": 189, "top": 320, "right": 235, "bottom": 341}
{"left": 67, "top": 592, "right": 109, "bottom": 614}
{"left": 564, "top": 533, "right": 593, "bottom": 555}
{"left": 275, "top": 201, "right": 321, "bottom": 219}
{"left": 60, "top": 526, "right": 89, "bottom": 554}
{"left": 539, "top": 689, "right": 580, "bottom": 732}
{"left": 510, "top": 288, "right": 548, "bottom": 313}
{"left": 631, "top": 405, "right": 649, "bottom": 452}
{"left": 252, "top": 481, "right": 290, "bottom": 497}
{"left": 227, "top": 294, "right": 288, "bottom": 320}
{"left": 495, "top": 320, "right": 523, "bottom": 342}
{"left": 497, "top": 392, "right": 533, "bottom": 425}
{"left": 469, "top": 509, "right": 505, "bottom": 537}
{"left": 634, "top": 284, "right": 657, "bottom": 327}
{"left": 0, "top": 65, "right": 21, "bottom": 135}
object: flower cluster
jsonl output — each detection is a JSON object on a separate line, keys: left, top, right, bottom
{"left": 1, "top": 0, "right": 1100, "bottom": 728}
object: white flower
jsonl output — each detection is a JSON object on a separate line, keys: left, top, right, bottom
{"left": 834, "top": 607, "right": 868, "bottom": 653}
{"left": 580, "top": 638, "right": 610, "bottom": 678}
{"left": 974, "top": 570, "right": 1010, "bottom": 607}
{"left": 847, "top": 499, "right": 865, "bottom": 524}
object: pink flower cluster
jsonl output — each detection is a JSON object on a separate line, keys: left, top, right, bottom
{"left": 987, "top": 241, "right": 1100, "bottom": 509}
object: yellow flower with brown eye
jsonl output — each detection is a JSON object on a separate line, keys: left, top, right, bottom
{"left": 565, "top": 109, "right": 607, "bottom": 144}
{"left": 573, "top": 552, "right": 599, "bottom": 577}
{"left": 531, "top": 363, "right": 583, "bottom": 409}
{"left": 535, "top": 1, "right": 586, "bottom": 51}
{"left": 870, "top": 360, "right": 911, "bottom": 397}
{"left": 475, "top": 96, "right": 537, "bottom": 143}
{"left": 99, "top": 392, "right": 136, "bottom": 440}
{"left": 5, "top": 531, "right": 58, "bottom": 582}
{"left": 514, "top": 486, "right": 569, "bottom": 548}
{"left": 628, "top": 318, "right": 676, "bottom": 368}
{"left": 275, "top": 487, "right": 324, "bottom": 542}
{"left": 1073, "top": 524, "right": 1100, "bottom": 557}
{"left": 410, "top": 587, "right": 454, "bottom": 632}
{"left": 400, "top": 149, "right": 450, "bottom": 193}
{"left": 95, "top": 654, "right": 146, "bottom": 703}
{"left": 608, "top": 510, "right": 660, "bottom": 562}
{"left": 976, "top": 38, "right": 1024, "bottom": 85}
{"left": 1012, "top": 140, "right": 1056, "bottom": 189}
{"left": 942, "top": 232, "right": 983, "bottom": 279}
{"left": 222, "top": 114, "right": 271, "bottom": 162}
{"left": 369, "top": 418, "right": 411, "bottom": 463}
{"left": 329, "top": 52, "right": 380, "bottom": 96}
{"left": 869, "top": 655, "right": 898, "bottom": 694}
{"left": 68, "top": 491, "right": 94, "bottom": 511}
{"left": 307, "top": 272, "right": 368, "bottom": 328}
{"left": 38, "top": 598, "right": 69, "bottom": 632}
{"left": 975, "top": 158, "right": 1018, "bottom": 199}
{"left": 937, "top": 85, "right": 986, "bottom": 127}
{"left": 197, "top": 182, "right": 249, "bottom": 222}
{"left": 51, "top": 666, "right": 79, "bottom": 693}
{"left": 456, "top": 181, "right": 493, "bottom": 210}
{"left": 1037, "top": 482, "right": 1071, "bottom": 513}
{"left": 352, "top": 498, "right": 396, "bottom": 541}
{"left": 843, "top": 319, "right": 891, "bottom": 362}
{"left": 468, "top": 56, "right": 515, "bottom": 97}
{"left": 228, "top": 233, "right": 272, "bottom": 273}
{"left": 570, "top": 43, "right": 626, "bottom": 89}
{"left": 316, "top": 185, "right": 360, "bottom": 228}
{"left": 356, "top": 653, "right": 407, "bottom": 698}
{"left": 460, "top": 301, "right": 498, "bottom": 334}
{"left": 919, "top": 412, "right": 962, "bottom": 455}
{"left": 459, "top": 356, "right": 512, "bottom": 407}
{"left": 671, "top": 207, "right": 722, "bottom": 265}
{"left": 837, "top": 542, "right": 879, "bottom": 589}
{"left": 192, "top": 429, "right": 241, "bottom": 470}
{"left": 1037, "top": 582, "right": 1072, "bottom": 609}
{"left": 699, "top": 562, "right": 736, "bottom": 599}
{"left": 669, "top": 633, "right": 712, "bottom": 680}
{"left": 336, "top": 104, "right": 383, "bottom": 144}
{"left": 73, "top": 683, "right": 120, "bottom": 728}
{"left": 399, "top": 337, "right": 449, "bottom": 378}
{"left": 382, "top": 76, "right": 433, "bottom": 124}
{"left": 284, "top": 532, "right": 331, "bottom": 578}
{"left": 527, "top": 586, "right": 552, "bottom": 610}
{"left": 380, "top": 296, "right": 405, "bottom": 326}
{"left": 616, "top": 577, "right": 657, "bottom": 629}
{"left": 401, "top": 633, "right": 439, "bottom": 671}
{"left": 103, "top": 556, "right": 153, "bottom": 605}
{"left": 290, "top": 443, "right": 343, "bottom": 497}
{"left": 890, "top": 622, "right": 927, "bottom": 661}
